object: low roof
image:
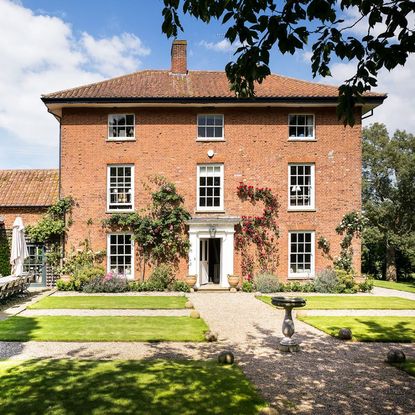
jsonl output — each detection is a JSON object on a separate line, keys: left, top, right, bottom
{"left": 0, "top": 169, "right": 59, "bottom": 207}
{"left": 42, "top": 70, "right": 386, "bottom": 103}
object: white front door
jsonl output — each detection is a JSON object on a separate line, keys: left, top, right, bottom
{"left": 199, "top": 239, "right": 209, "bottom": 285}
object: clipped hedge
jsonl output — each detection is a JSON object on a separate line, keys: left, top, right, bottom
{"left": 0, "top": 227, "right": 11, "bottom": 276}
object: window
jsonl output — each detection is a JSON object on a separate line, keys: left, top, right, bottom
{"left": 197, "top": 164, "right": 224, "bottom": 210}
{"left": 108, "top": 114, "right": 135, "bottom": 139}
{"left": 289, "top": 231, "right": 315, "bottom": 278}
{"left": 107, "top": 233, "right": 134, "bottom": 278}
{"left": 288, "top": 164, "right": 315, "bottom": 210}
{"left": 24, "top": 244, "right": 44, "bottom": 276}
{"left": 288, "top": 114, "right": 314, "bottom": 139}
{"left": 197, "top": 114, "right": 224, "bottom": 139}
{"left": 107, "top": 165, "right": 134, "bottom": 211}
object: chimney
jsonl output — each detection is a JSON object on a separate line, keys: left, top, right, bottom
{"left": 171, "top": 40, "right": 187, "bottom": 74}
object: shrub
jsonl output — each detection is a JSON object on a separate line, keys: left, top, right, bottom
{"left": 0, "top": 227, "right": 11, "bottom": 277}
{"left": 83, "top": 273, "right": 128, "bottom": 293}
{"left": 56, "top": 279, "right": 74, "bottom": 291}
{"left": 314, "top": 268, "right": 339, "bottom": 293}
{"left": 358, "top": 275, "right": 374, "bottom": 293}
{"left": 254, "top": 273, "right": 280, "bottom": 293}
{"left": 241, "top": 280, "right": 254, "bottom": 292}
{"left": 335, "top": 268, "right": 358, "bottom": 293}
{"left": 147, "top": 264, "right": 175, "bottom": 291}
{"left": 282, "top": 281, "right": 315, "bottom": 292}
{"left": 171, "top": 280, "right": 190, "bottom": 292}
{"left": 71, "top": 266, "right": 105, "bottom": 291}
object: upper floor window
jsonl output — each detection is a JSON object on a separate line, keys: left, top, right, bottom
{"left": 288, "top": 164, "right": 315, "bottom": 210}
{"left": 289, "top": 231, "right": 315, "bottom": 278}
{"left": 197, "top": 164, "right": 224, "bottom": 210}
{"left": 107, "top": 165, "right": 134, "bottom": 211}
{"left": 197, "top": 114, "right": 224, "bottom": 140}
{"left": 288, "top": 114, "right": 314, "bottom": 140}
{"left": 108, "top": 114, "right": 135, "bottom": 140}
{"left": 107, "top": 233, "right": 134, "bottom": 279}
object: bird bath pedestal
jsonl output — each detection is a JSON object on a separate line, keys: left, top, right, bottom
{"left": 271, "top": 296, "right": 306, "bottom": 352}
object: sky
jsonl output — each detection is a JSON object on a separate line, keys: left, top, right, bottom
{"left": 0, "top": 0, "right": 414, "bottom": 169}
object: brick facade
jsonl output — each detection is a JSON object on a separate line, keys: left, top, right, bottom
{"left": 60, "top": 105, "right": 362, "bottom": 281}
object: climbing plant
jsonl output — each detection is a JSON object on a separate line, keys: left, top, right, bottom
{"left": 235, "top": 183, "right": 279, "bottom": 278}
{"left": 103, "top": 176, "right": 191, "bottom": 280}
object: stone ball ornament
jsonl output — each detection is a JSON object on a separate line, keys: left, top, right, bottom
{"left": 386, "top": 349, "right": 406, "bottom": 364}
{"left": 218, "top": 351, "right": 235, "bottom": 365}
{"left": 338, "top": 328, "right": 353, "bottom": 340}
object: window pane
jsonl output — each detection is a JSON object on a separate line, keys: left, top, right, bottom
{"left": 206, "top": 127, "right": 214, "bottom": 137}
{"left": 198, "top": 127, "right": 205, "bottom": 137}
{"left": 306, "top": 115, "right": 313, "bottom": 125}
{"left": 298, "top": 115, "right": 305, "bottom": 125}
{"left": 289, "top": 115, "right": 296, "bottom": 125}
{"left": 198, "top": 115, "right": 206, "bottom": 125}
{"left": 206, "top": 116, "right": 215, "bottom": 125}
{"left": 214, "top": 127, "right": 222, "bottom": 137}
{"left": 126, "top": 115, "right": 134, "bottom": 125}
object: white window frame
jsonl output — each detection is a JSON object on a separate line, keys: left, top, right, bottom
{"left": 196, "top": 114, "right": 225, "bottom": 141}
{"left": 197, "top": 164, "right": 224, "bottom": 211}
{"left": 288, "top": 114, "right": 315, "bottom": 140}
{"left": 107, "top": 164, "right": 135, "bottom": 212}
{"left": 107, "top": 233, "right": 134, "bottom": 279}
{"left": 108, "top": 114, "right": 135, "bottom": 141}
{"left": 288, "top": 231, "right": 315, "bottom": 279}
{"left": 287, "top": 163, "right": 315, "bottom": 211}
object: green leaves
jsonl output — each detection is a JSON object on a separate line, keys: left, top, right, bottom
{"left": 161, "top": 0, "right": 414, "bottom": 125}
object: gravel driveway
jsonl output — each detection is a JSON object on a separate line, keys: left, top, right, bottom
{"left": 1, "top": 291, "right": 414, "bottom": 414}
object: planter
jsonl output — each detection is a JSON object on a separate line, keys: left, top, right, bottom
{"left": 227, "top": 275, "right": 240, "bottom": 288}
{"left": 185, "top": 275, "right": 197, "bottom": 289}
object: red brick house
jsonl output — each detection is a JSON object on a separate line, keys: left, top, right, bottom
{"left": 42, "top": 40, "right": 385, "bottom": 287}
{"left": 0, "top": 169, "right": 59, "bottom": 285}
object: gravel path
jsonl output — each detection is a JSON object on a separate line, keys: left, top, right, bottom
{"left": 20, "top": 309, "right": 189, "bottom": 317}
{"left": 1, "top": 292, "right": 414, "bottom": 414}
{"left": 373, "top": 286, "right": 415, "bottom": 301}
{"left": 298, "top": 309, "right": 415, "bottom": 316}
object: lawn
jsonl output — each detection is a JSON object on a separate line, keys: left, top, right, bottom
{"left": 392, "top": 359, "right": 415, "bottom": 377}
{"left": 29, "top": 295, "right": 188, "bottom": 310}
{"left": 298, "top": 316, "right": 415, "bottom": 342}
{"left": 373, "top": 280, "right": 415, "bottom": 294}
{"left": 0, "top": 316, "right": 208, "bottom": 342}
{"left": 258, "top": 295, "right": 415, "bottom": 310}
{"left": 0, "top": 359, "right": 266, "bottom": 415}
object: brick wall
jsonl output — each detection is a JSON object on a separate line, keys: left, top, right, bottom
{"left": 0, "top": 207, "right": 48, "bottom": 229}
{"left": 60, "top": 106, "right": 362, "bottom": 281}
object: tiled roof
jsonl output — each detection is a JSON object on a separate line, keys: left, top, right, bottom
{"left": 0, "top": 169, "right": 59, "bottom": 207}
{"left": 43, "top": 70, "right": 385, "bottom": 101}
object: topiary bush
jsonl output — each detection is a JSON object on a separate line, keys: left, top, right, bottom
{"left": 0, "top": 227, "right": 11, "bottom": 277}
{"left": 314, "top": 268, "right": 339, "bottom": 293}
{"left": 254, "top": 273, "right": 281, "bottom": 293}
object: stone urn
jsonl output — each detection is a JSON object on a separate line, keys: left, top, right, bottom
{"left": 227, "top": 274, "right": 240, "bottom": 289}
{"left": 185, "top": 275, "right": 197, "bottom": 289}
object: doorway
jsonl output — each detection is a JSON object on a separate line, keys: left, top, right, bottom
{"left": 199, "top": 238, "right": 221, "bottom": 285}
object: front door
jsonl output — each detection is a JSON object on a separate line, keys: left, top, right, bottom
{"left": 199, "top": 239, "right": 209, "bottom": 285}
{"left": 26, "top": 243, "right": 47, "bottom": 287}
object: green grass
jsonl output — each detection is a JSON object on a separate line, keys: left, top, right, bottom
{"left": 298, "top": 316, "right": 415, "bottom": 342}
{"left": 0, "top": 359, "right": 266, "bottom": 415}
{"left": 29, "top": 295, "right": 188, "bottom": 310}
{"left": 373, "top": 280, "right": 415, "bottom": 294}
{"left": 0, "top": 316, "right": 208, "bottom": 342}
{"left": 257, "top": 295, "right": 415, "bottom": 309}
{"left": 392, "top": 359, "right": 415, "bottom": 377}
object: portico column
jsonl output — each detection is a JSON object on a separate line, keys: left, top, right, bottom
{"left": 220, "top": 231, "right": 234, "bottom": 288}
{"left": 188, "top": 231, "right": 199, "bottom": 287}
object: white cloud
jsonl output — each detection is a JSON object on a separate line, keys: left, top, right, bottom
{"left": 199, "top": 39, "right": 242, "bottom": 53}
{"left": 0, "top": 0, "right": 150, "bottom": 168}
{"left": 319, "top": 57, "right": 415, "bottom": 133}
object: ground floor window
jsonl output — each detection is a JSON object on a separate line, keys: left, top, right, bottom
{"left": 107, "top": 233, "right": 133, "bottom": 278}
{"left": 24, "top": 243, "right": 45, "bottom": 275}
{"left": 288, "top": 231, "right": 314, "bottom": 278}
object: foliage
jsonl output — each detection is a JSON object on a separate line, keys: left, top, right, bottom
{"left": 334, "top": 211, "right": 366, "bottom": 272}
{"left": 26, "top": 197, "right": 74, "bottom": 244}
{"left": 82, "top": 273, "right": 129, "bottom": 293}
{"left": 313, "top": 268, "right": 339, "bottom": 293}
{"left": 161, "top": 0, "right": 414, "bottom": 125}
{"left": 317, "top": 235, "right": 331, "bottom": 260}
{"left": 171, "top": 280, "right": 190, "bottom": 292}
{"left": 104, "top": 176, "right": 191, "bottom": 279}
{"left": 241, "top": 280, "right": 255, "bottom": 293}
{"left": 65, "top": 266, "right": 106, "bottom": 291}
{"left": 254, "top": 273, "right": 280, "bottom": 293}
{"left": 0, "top": 226, "right": 11, "bottom": 276}
{"left": 362, "top": 123, "right": 415, "bottom": 281}
{"left": 148, "top": 264, "right": 175, "bottom": 290}
{"left": 281, "top": 281, "right": 315, "bottom": 293}
{"left": 357, "top": 276, "right": 374, "bottom": 293}
{"left": 335, "top": 268, "right": 358, "bottom": 293}
{"left": 55, "top": 279, "right": 74, "bottom": 291}
{"left": 235, "top": 183, "right": 279, "bottom": 278}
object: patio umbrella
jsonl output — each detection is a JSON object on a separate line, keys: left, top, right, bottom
{"left": 10, "top": 216, "right": 29, "bottom": 276}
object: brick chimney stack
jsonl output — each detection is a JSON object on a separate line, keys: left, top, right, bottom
{"left": 171, "top": 40, "right": 187, "bottom": 74}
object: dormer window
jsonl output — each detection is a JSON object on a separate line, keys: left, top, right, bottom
{"left": 197, "top": 115, "right": 224, "bottom": 140}
{"left": 288, "top": 114, "right": 315, "bottom": 140}
{"left": 108, "top": 114, "right": 135, "bottom": 140}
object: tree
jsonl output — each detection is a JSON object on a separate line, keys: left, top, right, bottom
{"left": 161, "top": 0, "right": 415, "bottom": 125}
{"left": 362, "top": 123, "right": 415, "bottom": 280}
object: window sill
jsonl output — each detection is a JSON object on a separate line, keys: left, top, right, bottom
{"left": 106, "top": 210, "right": 134, "bottom": 214}
{"left": 288, "top": 138, "right": 316, "bottom": 142}
{"left": 195, "top": 210, "right": 225, "bottom": 214}
{"left": 287, "top": 208, "right": 316, "bottom": 212}
{"left": 288, "top": 274, "right": 315, "bottom": 280}
{"left": 196, "top": 138, "right": 226, "bottom": 142}
{"left": 106, "top": 138, "right": 136, "bottom": 142}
